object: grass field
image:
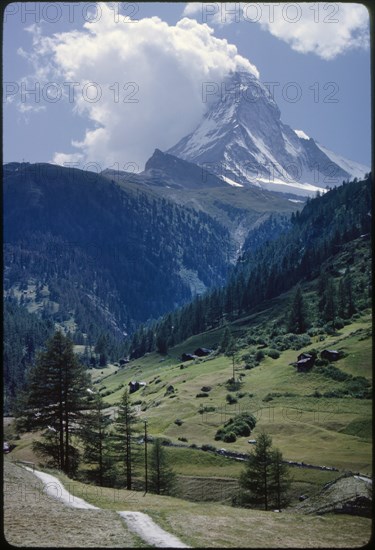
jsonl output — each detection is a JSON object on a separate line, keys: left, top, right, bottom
{"left": 5, "top": 460, "right": 370, "bottom": 548}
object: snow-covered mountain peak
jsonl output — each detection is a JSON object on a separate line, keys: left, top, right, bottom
{"left": 168, "top": 71, "right": 368, "bottom": 196}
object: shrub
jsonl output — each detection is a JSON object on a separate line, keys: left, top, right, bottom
{"left": 255, "top": 350, "right": 265, "bottom": 362}
{"left": 223, "top": 432, "right": 237, "bottom": 443}
{"left": 215, "top": 412, "right": 256, "bottom": 442}
{"left": 214, "top": 430, "right": 224, "bottom": 441}
{"left": 178, "top": 437, "right": 188, "bottom": 442}
{"left": 267, "top": 349, "right": 280, "bottom": 359}
{"left": 198, "top": 405, "right": 216, "bottom": 414}
{"left": 174, "top": 419, "right": 183, "bottom": 426}
{"left": 231, "top": 420, "right": 251, "bottom": 437}
{"left": 201, "top": 386, "right": 212, "bottom": 392}
{"left": 315, "top": 365, "right": 350, "bottom": 382}
{"left": 196, "top": 392, "right": 209, "bottom": 398}
{"left": 226, "top": 394, "right": 238, "bottom": 404}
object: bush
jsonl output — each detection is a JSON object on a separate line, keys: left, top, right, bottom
{"left": 215, "top": 412, "right": 256, "bottom": 442}
{"left": 231, "top": 420, "right": 251, "bottom": 437}
{"left": 244, "top": 363, "right": 255, "bottom": 370}
{"left": 196, "top": 392, "right": 209, "bottom": 398}
{"left": 315, "top": 364, "right": 350, "bottom": 382}
{"left": 334, "top": 317, "right": 345, "bottom": 329}
{"left": 226, "top": 394, "right": 238, "bottom": 404}
{"left": 201, "top": 386, "right": 212, "bottom": 392}
{"left": 255, "top": 350, "right": 265, "bottom": 362}
{"left": 267, "top": 349, "right": 280, "bottom": 359}
{"left": 198, "top": 405, "right": 216, "bottom": 414}
{"left": 178, "top": 437, "right": 188, "bottom": 442}
{"left": 174, "top": 419, "right": 183, "bottom": 426}
{"left": 223, "top": 432, "right": 237, "bottom": 443}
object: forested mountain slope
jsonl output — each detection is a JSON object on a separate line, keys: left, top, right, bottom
{"left": 128, "top": 176, "right": 372, "bottom": 356}
{"left": 3, "top": 162, "right": 232, "bottom": 341}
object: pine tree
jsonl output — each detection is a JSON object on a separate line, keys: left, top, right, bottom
{"left": 112, "top": 388, "right": 138, "bottom": 489}
{"left": 16, "top": 331, "right": 89, "bottom": 475}
{"left": 149, "top": 438, "right": 176, "bottom": 495}
{"left": 95, "top": 333, "right": 108, "bottom": 367}
{"left": 239, "top": 432, "right": 274, "bottom": 510}
{"left": 288, "top": 285, "right": 307, "bottom": 334}
{"left": 80, "top": 393, "right": 112, "bottom": 486}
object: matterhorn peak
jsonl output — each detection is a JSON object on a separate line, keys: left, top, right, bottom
{"left": 168, "top": 71, "right": 368, "bottom": 196}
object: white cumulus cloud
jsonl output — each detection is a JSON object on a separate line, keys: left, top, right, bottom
{"left": 183, "top": 2, "right": 369, "bottom": 60}
{"left": 20, "top": 3, "right": 259, "bottom": 170}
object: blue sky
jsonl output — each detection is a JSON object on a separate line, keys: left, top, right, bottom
{"left": 3, "top": 2, "right": 371, "bottom": 170}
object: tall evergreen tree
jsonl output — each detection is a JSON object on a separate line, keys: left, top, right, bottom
{"left": 239, "top": 435, "right": 291, "bottom": 511}
{"left": 16, "top": 331, "right": 89, "bottom": 475}
{"left": 239, "top": 432, "right": 274, "bottom": 510}
{"left": 80, "top": 392, "right": 112, "bottom": 486}
{"left": 112, "top": 388, "right": 138, "bottom": 489}
{"left": 288, "top": 285, "right": 308, "bottom": 334}
{"left": 149, "top": 438, "right": 176, "bottom": 495}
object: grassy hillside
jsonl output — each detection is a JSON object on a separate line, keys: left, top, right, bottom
{"left": 88, "top": 310, "right": 371, "bottom": 473}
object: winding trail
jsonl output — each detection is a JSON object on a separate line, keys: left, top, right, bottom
{"left": 118, "top": 511, "right": 189, "bottom": 548}
{"left": 24, "top": 466, "right": 190, "bottom": 548}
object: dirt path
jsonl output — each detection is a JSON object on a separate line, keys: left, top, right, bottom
{"left": 25, "top": 467, "right": 190, "bottom": 548}
{"left": 25, "top": 467, "right": 100, "bottom": 510}
{"left": 118, "top": 511, "right": 190, "bottom": 548}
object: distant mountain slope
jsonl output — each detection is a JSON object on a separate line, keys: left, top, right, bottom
{"left": 3, "top": 162, "right": 232, "bottom": 341}
{"left": 102, "top": 149, "right": 299, "bottom": 253}
{"left": 128, "top": 175, "right": 372, "bottom": 355}
{"left": 168, "top": 71, "right": 369, "bottom": 196}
